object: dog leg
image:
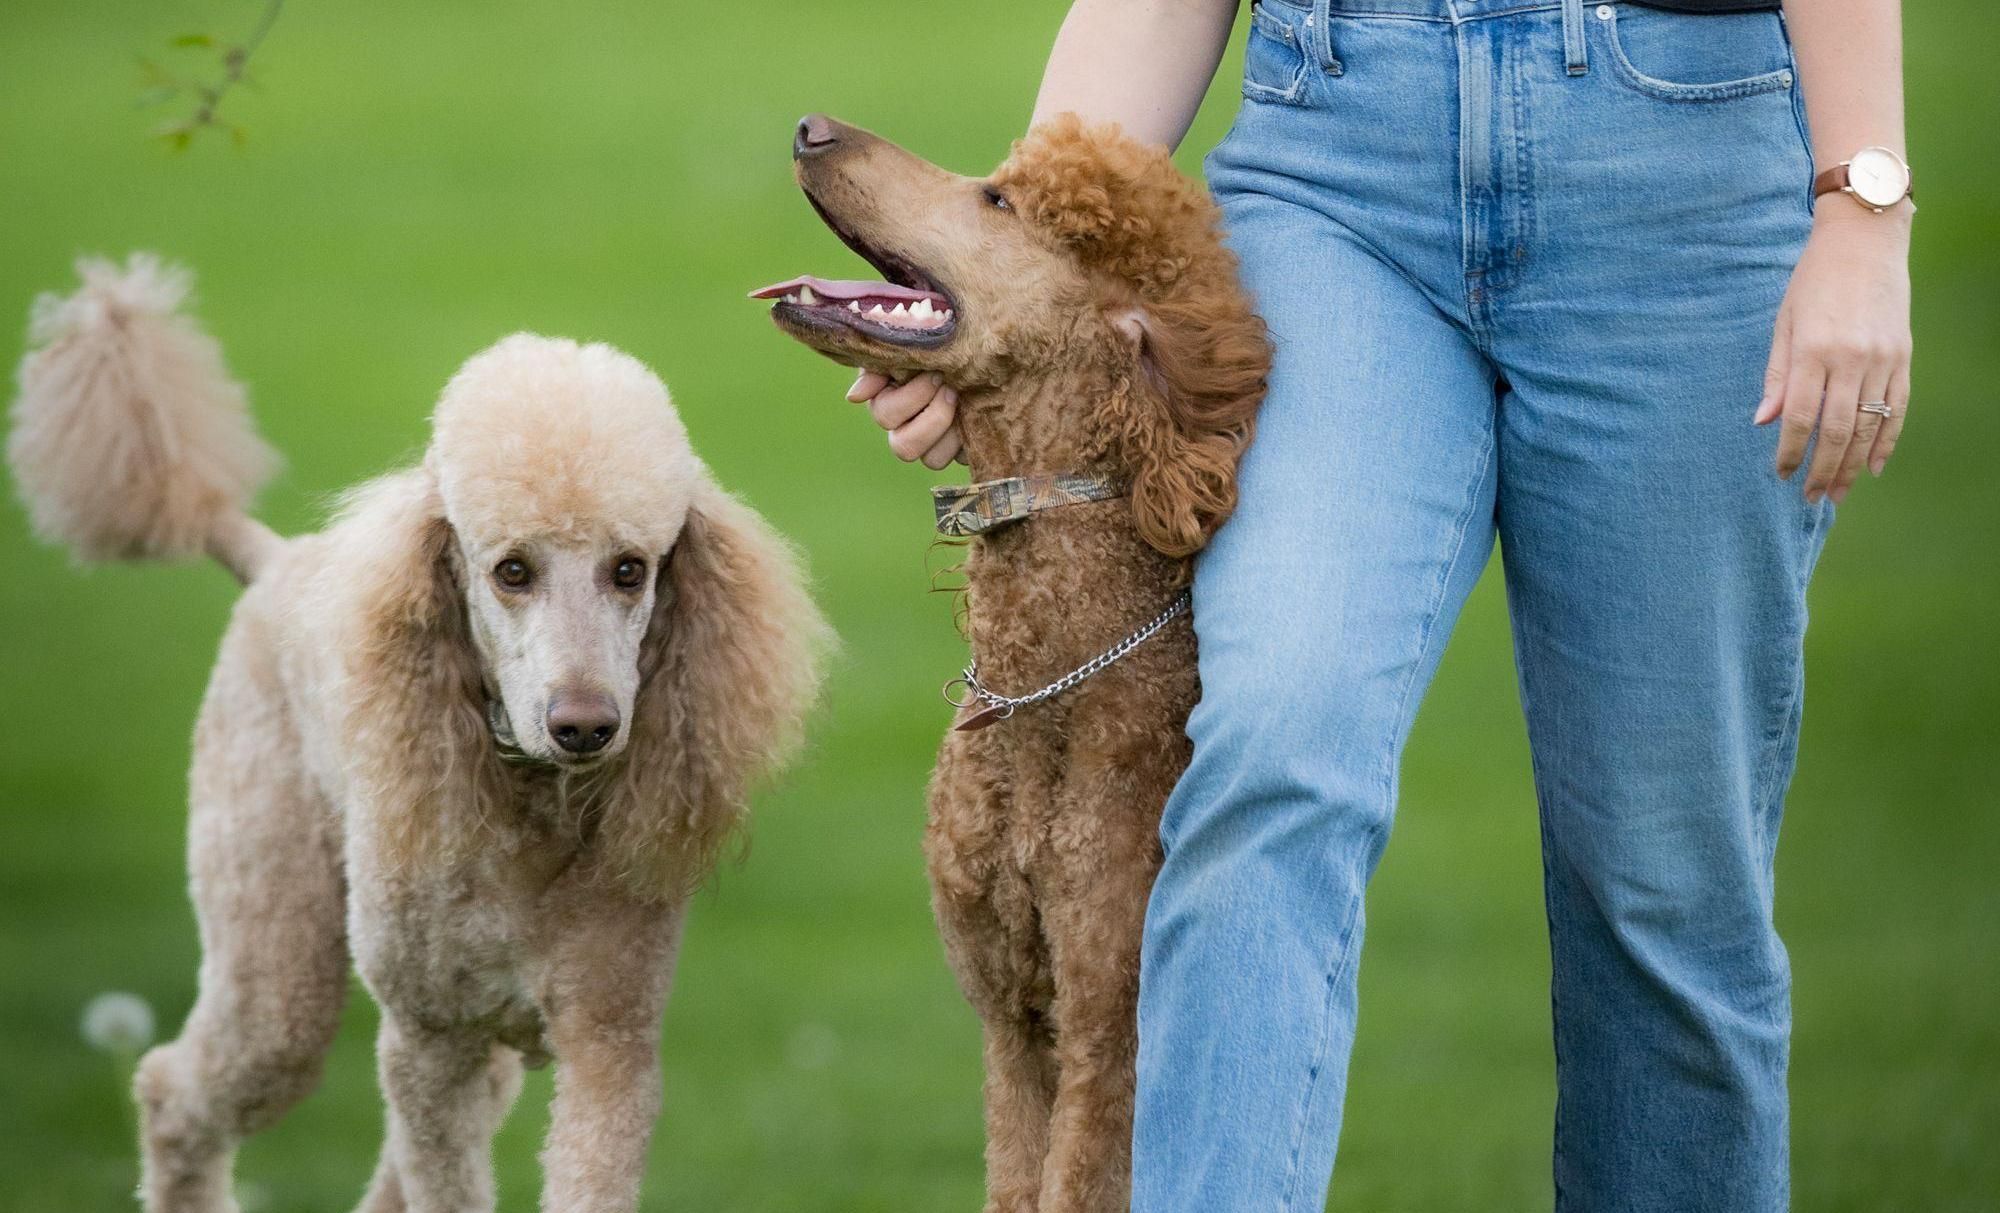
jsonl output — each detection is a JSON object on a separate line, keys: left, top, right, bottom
{"left": 534, "top": 879, "right": 683, "bottom": 1213}
{"left": 1035, "top": 900, "right": 1145, "bottom": 1213}
{"left": 374, "top": 1018, "right": 515, "bottom": 1213}
{"left": 1033, "top": 754, "right": 1165, "bottom": 1213}
{"left": 538, "top": 1022, "right": 663, "bottom": 1213}
{"left": 136, "top": 625, "right": 348, "bottom": 1213}
{"left": 927, "top": 747, "right": 1056, "bottom": 1213}
{"left": 357, "top": 1041, "right": 520, "bottom": 1213}
{"left": 978, "top": 1014, "right": 1060, "bottom": 1213}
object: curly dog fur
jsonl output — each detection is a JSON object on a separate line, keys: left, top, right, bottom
{"left": 766, "top": 117, "right": 1268, "bottom": 1212}
{"left": 10, "top": 256, "right": 831, "bottom": 1212}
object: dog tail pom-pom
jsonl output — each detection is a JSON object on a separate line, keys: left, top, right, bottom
{"left": 8, "top": 254, "right": 279, "bottom": 571}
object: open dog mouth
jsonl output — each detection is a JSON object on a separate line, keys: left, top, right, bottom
{"left": 749, "top": 195, "right": 957, "bottom": 348}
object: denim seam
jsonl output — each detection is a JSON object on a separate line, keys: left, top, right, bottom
{"left": 1274, "top": 888, "right": 1368, "bottom": 1213}
{"left": 1513, "top": 626, "right": 1572, "bottom": 1210}
{"left": 1310, "top": 0, "right": 1344, "bottom": 73}
{"left": 1751, "top": 504, "right": 1826, "bottom": 862}
{"left": 1505, "top": 22, "right": 1536, "bottom": 296}
{"left": 1597, "top": 8, "right": 1797, "bottom": 103}
{"left": 1454, "top": 25, "right": 1477, "bottom": 344}
{"left": 1384, "top": 425, "right": 1497, "bottom": 786}
{"left": 1274, "top": 414, "right": 1495, "bottom": 1213}
{"left": 1781, "top": 15, "right": 1818, "bottom": 213}
{"left": 1245, "top": 6, "right": 1316, "bottom": 106}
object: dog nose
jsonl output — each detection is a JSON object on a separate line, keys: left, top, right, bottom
{"left": 794, "top": 113, "right": 840, "bottom": 160}
{"left": 546, "top": 692, "right": 620, "bottom": 755}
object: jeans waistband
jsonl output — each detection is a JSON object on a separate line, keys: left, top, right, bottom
{"left": 1263, "top": 0, "right": 1575, "bottom": 21}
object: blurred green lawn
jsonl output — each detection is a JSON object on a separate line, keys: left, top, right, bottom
{"left": 2, "top": 2, "right": 1994, "bottom": 1209}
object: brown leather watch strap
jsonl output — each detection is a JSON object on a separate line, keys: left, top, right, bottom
{"left": 1811, "top": 163, "right": 1851, "bottom": 198}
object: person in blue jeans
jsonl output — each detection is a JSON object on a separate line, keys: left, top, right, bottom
{"left": 847, "top": 0, "right": 1913, "bottom": 1207}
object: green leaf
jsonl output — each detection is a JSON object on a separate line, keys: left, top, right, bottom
{"left": 152, "top": 118, "right": 196, "bottom": 151}
{"left": 170, "top": 32, "right": 215, "bottom": 48}
{"left": 135, "top": 57, "right": 179, "bottom": 88}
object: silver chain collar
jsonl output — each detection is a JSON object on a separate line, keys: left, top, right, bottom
{"left": 942, "top": 589, "right": 1191, "bottom": 730}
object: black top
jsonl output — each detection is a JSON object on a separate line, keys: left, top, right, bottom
{"left": 1630, "top": 0, "right": 1782, "bottom": 11}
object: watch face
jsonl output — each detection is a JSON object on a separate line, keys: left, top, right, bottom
{"left": 1847, "top": 146, "right": 1910, "bottom": 208}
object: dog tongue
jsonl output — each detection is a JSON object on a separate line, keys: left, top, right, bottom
{"left": 747, "top": 275, "right": 938, "bottom": 303}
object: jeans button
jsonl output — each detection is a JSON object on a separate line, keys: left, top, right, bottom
{"left": 1596, "top": 4, "right": 1613, "bottom": 17}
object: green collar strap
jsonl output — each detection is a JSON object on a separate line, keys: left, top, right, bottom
{"left": 931, "top": 473, "right": 1126, "bottom": 538}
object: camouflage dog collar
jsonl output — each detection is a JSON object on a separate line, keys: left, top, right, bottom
{"left": 932, "top": 474, "right": 1126, "bottom": 537}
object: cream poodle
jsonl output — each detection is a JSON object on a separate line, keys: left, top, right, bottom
{"left": 9, "top": 255, "right": 831, "bottom": 1212}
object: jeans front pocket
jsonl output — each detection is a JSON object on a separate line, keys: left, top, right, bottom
{"left": 1598, "top": 5, "right": 1796, "bottom": 103}
{"left": 1242, "top": 2, "right": 1312, "bottom": 106}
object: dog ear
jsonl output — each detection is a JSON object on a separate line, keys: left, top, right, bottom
{"left": 602, "top": 476, "right": 832, "bottom": 900}
{"left": 327, "top": 467, "right": 497, "bottom": 874}
{"left": 999, "top": 115, "right": 1269, "bottom": 557}
{"left": 1103, "top": 290, "right": 1264, "bottom": 558}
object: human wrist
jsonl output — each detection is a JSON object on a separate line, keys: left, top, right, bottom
{"left": 1811, "top": 195, "right": 1914, "bottom": 245}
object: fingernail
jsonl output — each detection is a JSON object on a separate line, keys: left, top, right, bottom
{"left": 845, "top": 374, "right": 868, "bottom": 402}
{"left": 1870, "top": 458, "right": 1886, "bottom": 477}
{"left": 1753, "top": 396, "right": 1775, "bottom": 424}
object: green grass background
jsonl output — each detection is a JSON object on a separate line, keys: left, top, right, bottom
{"left": 1, "top": 2, "right": 1993, "bottom": 1209}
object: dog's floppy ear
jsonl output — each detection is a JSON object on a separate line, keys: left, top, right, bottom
{"left": 997, "top": 115, "right": 1269, "bottom": 558}
{"left": 603, "top": 475, "right": 832, "bottom": 900}
{"left": 1102, "top": 291, "right": 1265, "bottom": 557}
{"left": 326, "top": 466, "right": 497, "bottom": 874}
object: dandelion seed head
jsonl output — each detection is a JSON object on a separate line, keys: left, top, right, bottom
{"left": 81, "top": 991, "right": 156, "bottom": 1055}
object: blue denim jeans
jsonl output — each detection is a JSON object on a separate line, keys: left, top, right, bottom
{"left": 1133, "top": 1, "right": 1831, "bottom": 1209}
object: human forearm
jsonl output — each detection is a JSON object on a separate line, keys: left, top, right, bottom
{"left": 1785, "top": 0, "right": 1907, "bottom": 190}
{"left": 1757, "top": 0, "right": 1912, "bottom": 502}
{"left": 1031, "top": 0, "right": 1239, "bottom": 149}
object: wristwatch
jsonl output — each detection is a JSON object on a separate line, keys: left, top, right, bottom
{"left": 1813, "top": 145, "right": 1914, "bottom": 213}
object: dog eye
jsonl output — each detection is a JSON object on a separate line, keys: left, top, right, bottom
{"left": 983, "top": 185, "right": 1012, "bottom": 212}
{"left": 612, "top": 557, "right": 647, "bottom": 589}
{"left": 493, "top": 558, "right": 533, "bottom": 590}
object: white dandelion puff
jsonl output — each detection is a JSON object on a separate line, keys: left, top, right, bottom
{"left": 80, "top": 992, "right": 156, "bottom": 1055}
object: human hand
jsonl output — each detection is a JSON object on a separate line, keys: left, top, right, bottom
{"left": 1755, "top": 202, "right": 1913, "bottom": 504}
{"left": 846, "top": 370, "right": 963, "bottom": 470}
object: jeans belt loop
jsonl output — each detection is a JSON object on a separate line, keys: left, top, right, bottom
{"left": 1562, "top": 0, "right": 1590, "bottom": 75}
{"left": 1310, "top": 0, "right": 1343, "bottom": 76}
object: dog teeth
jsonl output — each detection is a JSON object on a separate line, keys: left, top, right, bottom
{"left": 784, "top": 293, "right": 799, "bottom": 304}
{"left": 798, "top": 284, "right": 818, "bottom": 305}
{"left": 849, "top": 297, "right": 953, "bottom": 330}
